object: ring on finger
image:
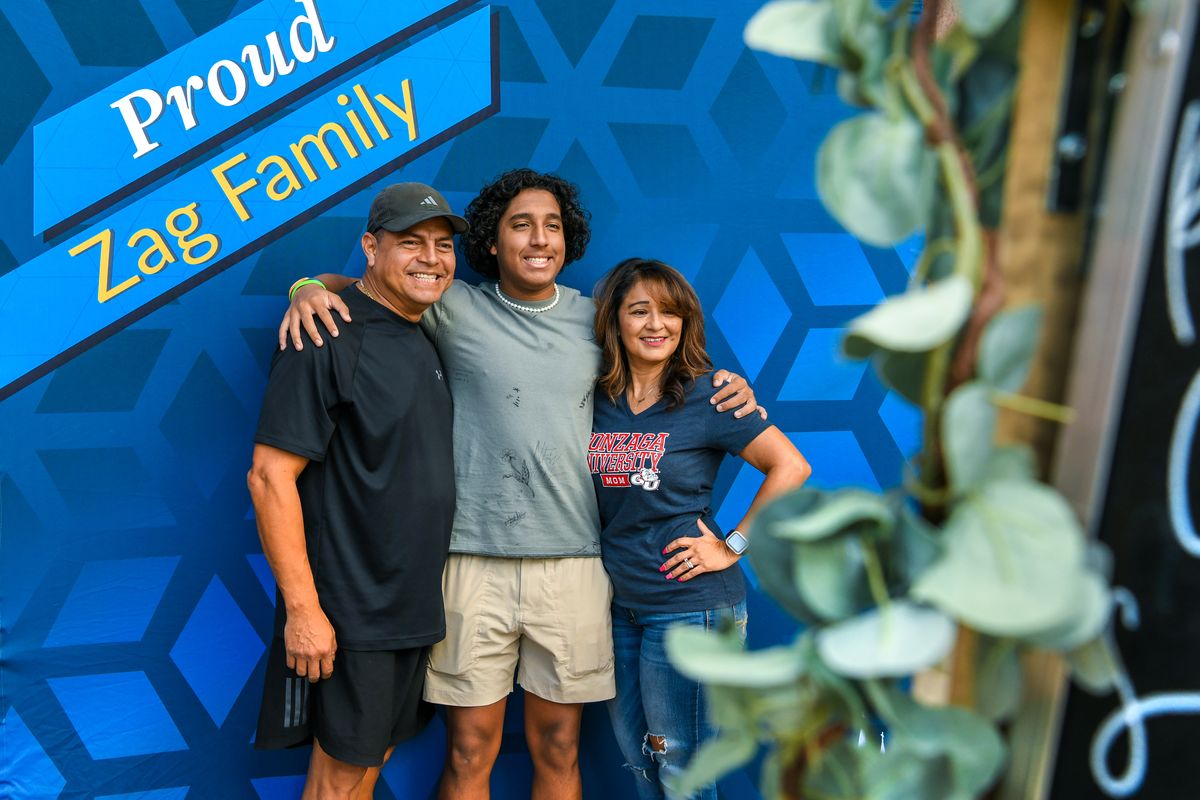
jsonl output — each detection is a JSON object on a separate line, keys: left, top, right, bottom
{"left": 684, "top": 558, "right": 695, "bottom": 570}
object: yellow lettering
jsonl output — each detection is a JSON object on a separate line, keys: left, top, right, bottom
{"left": 373, "top": 79, "right": 417, "bottom": 141}
{"left": 211, "top": 151, "right": 257, "bottom": 221}
{"left": 166, "top": 203, "right": 220, "bottom": 266}
{"left": 288, "top": 121, "right": 358, "bottom": 182}
{"left": 257, "top": 154, "right": 302, "bottom": 201}
{"left": 71, "top": 229, "right": 139, "bottom": 304}
{"left": 128, "top": 228, "right": 175, "bottom": 274}
{"left": 353, "top": 83, "right": 390, "bottom": 141}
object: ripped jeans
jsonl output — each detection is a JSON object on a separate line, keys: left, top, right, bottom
{"left": 607, "top": 601, "right": 748, "bottom": 799}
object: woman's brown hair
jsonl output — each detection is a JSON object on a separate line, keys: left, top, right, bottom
{"left": 593, "top": 258, "right": 712, "bottom": 411}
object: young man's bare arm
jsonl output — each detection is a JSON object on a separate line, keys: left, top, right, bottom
{"left": 278, "top": 274, "right": 356, "bottom": 351}
{"left": 247, "top": 443, "right": 337, "bottom": 682}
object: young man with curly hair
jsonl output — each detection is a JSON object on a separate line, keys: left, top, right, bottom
{"left": 280, "top": 168, "right": 755, "bottom": 799}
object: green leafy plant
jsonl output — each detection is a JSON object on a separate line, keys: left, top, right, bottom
{"left": 665, "top": 1, "right": 1119, "bottom": 797}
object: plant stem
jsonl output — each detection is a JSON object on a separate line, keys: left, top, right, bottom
{"left": 991, "top": 390, "right": 1077, "bottom": 423}
{"left": 860, "top": 537, "right": 891, "bottom": 614}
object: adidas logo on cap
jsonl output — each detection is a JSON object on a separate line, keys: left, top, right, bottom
{"left": 419, "top": 196, "right": 438, "bottom": 207}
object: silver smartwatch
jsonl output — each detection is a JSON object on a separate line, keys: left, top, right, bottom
{"left": 724, "top": 529, "right": 749, "bottom": 555}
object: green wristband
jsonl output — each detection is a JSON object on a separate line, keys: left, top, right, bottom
{"left": 288, "top": 278, "right": 326, "bottom": 302}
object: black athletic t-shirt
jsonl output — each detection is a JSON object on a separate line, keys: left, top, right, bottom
{"left": 255, "top": 286, "right": 455, "bottom": 650}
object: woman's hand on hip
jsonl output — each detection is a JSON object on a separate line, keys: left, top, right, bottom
{"left": 660, "top": 519, "right": 739, "bottom": 582}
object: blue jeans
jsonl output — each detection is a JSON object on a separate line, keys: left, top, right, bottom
{"left": 608, "top": 601, "right": 748, "bottom": 800}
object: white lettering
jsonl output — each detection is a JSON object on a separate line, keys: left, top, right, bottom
{"left": 208, "top": 59, "right": 248, "bottom": 106}
{"left": 164, "top": 75, "right": 204, "bottom": 131}
{"left": 111, "top": 0, "right": 336, "bottom": 156}
{"left": 289, "top": 0, "right": 336, "bottom": 64}
{"left": 241, "top": 31, "right": 296, "bottom": 88}
{"left": 109, "top": 89, "right": 165, "bottom": 158}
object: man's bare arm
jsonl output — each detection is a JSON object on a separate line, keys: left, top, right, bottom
{"left": 278, "top": 273, "right": 356, "bottom": 351}
{"left": 247, "top": 443, "right": 337, "bottom": 682}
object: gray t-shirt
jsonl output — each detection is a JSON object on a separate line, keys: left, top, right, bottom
{"left": 422, "top": 280, "right": 602, "bottom": 557}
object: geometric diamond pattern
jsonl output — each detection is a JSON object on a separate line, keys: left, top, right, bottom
{"left": 246, "top": 554, "right": 277, "bottom": 605}
{"left": 2, "top": 1, "right": 933, "bottom": 796}
{"left": 96, "top": 789, "right": 190, "bottom": 800}
{"left": 1, "top": 708, "right": 66, "bottom": 799}
{"left": 172, "top": 0, "right": 239, "bottom": 36}
{"left": 170, "top": 577, "right": 266, "bottom": 727}
{"left": 711, "top": 48, "right": 788, "bottom": 166}
{"left": 44, "top": 0, "right": 165, "bottom": 67}
{"left": 0, "top": 13, "right": 51, "bottom": 164}
{"left": 609, "top": 122, "right": 711, "bottom": 198}
{"left": 878, "top": 390, "right": 923, "bottom": 460}
{"left": 713, "top": 249, "right": 791, "bottom": 382}
{"left": 251, "top": 775, "right": 306, "bottom": 800}
{"left": 35, "top": 329, "right": 171, "bottom": 414}
{"left": 603, "top": 15, "right": 713, "bottom": 90}
{"left": 786, "top": 430, "right": 881, "bottom": 491}
{"left": 158, "top": 353, "right": 253, "bottom": 499}
{"left": 533, "top": 0, "right": 617, "bottom": 66}
{"left": 779, "top": 327, "right": 868, "bottom": 401}
{"left": 44, "top": 556, "right": 180, "bottom": 647}
{"left": 782, "top": 232, "right": 886, "bottom": 306}
{"left": 47, "top": 672, "right": 188, "bottom": 759}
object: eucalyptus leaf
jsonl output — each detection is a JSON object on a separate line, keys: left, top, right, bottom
{"left": 892, "top": 504, "right": 942, "bottom": 588}
{"left": 745, "top": 679, "right": 832, "bottom": 739}
{"left": 911, "top": 479, "right": 1088, "bottom": 637}
{"left": 844, "top": 275, "right": 974, "bottom": 359}
{"left": 816, "top": 601, "right": 956, "bottom": 678}
{"left": 862, "top": 744, "right": 956, "bottom": 800}
{"left": 748, "top": 488, "right": 825, "bottom": 624}
{"left": 957, "top": 0, "right": 1018, "bottom": 37}
{"left": 773, "top": 488, "right": 894, "bottom": 541}
{"left": 668, "top": 730, "right": 757, "bottom": 799}
{"left": 942, "top": 381, "right": 997, "bottom": 495}
{"left": 978, "top": 305, "right": 1042, "bottom": 393}
{"left": 872, "top": 349, "right": 926, "bottom": 404}
{"left": 974, "top": 637, "right": 1022, "bottom": 722}
{"left": 1067, "top": 635, "right": 1120, "bottom": 694}
{"left": 979, "top": 444, "right": 1036, "bottom": 483}
{"left": 878, "top": 687, "right": 1007, "bottom": 796}
{"left": 744, "top": 0, "right": 842, "bottom": 66}
{"left": 817, "top": 112, "right": 935, "bottom": 247}
{"left": 795, "top": 535, "right": 867, "bottom": 621}
{"left": 1026, "top": 570, "right": 1113, "bottom": 652}
{"left": 666, "top": 625, "right": 806, "bottom": 687}
{"left": 804, "top": 739, "right": 867, "bottom": 798}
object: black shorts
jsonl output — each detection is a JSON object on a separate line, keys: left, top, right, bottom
{"left": 255, "top": 637, "right": 434, "bottom": 766}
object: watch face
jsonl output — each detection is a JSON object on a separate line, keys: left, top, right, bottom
{"left": 726, "top": 530, "right": 749, "bottom": 554}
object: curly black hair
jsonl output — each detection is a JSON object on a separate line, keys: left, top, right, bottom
{"left": 462, "top": 168, "right": 592, "bottom": 279}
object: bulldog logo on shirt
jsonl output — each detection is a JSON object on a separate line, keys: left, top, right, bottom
{"left": 630, "top": 467, "right": 660, "bottom": 491}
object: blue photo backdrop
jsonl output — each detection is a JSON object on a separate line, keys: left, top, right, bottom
{"left": 0, "top": 0, "right": 922, "bottom": 797}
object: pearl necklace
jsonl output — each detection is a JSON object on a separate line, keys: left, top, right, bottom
{"left": 493, "top": 282, "right": 560, "bottom": 314}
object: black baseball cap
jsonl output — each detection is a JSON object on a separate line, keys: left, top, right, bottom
{"left": 367, "top": 182, "right": 469, "bottom": 235}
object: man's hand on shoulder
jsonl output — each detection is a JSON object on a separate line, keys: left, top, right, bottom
{"left": 711, "top": 369, "right": 767, "bottom": 420}
{"left": 284, "top": 604, "right": 337, "bottom": 682}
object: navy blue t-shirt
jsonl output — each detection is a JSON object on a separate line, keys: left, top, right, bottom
{"left": 590, "top": 372, "right": 772, "bottom": 613}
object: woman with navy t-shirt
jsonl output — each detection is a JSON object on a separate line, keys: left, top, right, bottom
{"left": 590, "top": 258, "right": 811, "bottom": 799}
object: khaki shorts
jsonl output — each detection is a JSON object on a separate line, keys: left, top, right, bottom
{"left": 425, "top": 554, "right": 615, "bottom": 706}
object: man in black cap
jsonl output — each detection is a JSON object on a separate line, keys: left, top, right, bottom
{"left": 247, "top": 182, "right": 466, "bottom": 798}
